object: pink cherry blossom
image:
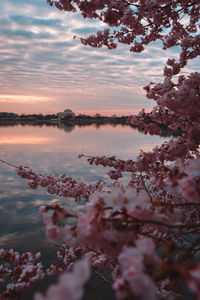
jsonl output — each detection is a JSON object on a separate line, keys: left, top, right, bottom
{"left": 34, "top": 256, "right": 90, "bottom": 300}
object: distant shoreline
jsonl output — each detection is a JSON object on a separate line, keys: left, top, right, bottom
{"left": 0, "top": 114, "right": 130, "bottom": 125}
{"left": 0, "top": 116, "right": 182, "bottom": 138}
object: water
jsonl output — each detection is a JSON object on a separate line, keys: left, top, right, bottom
{"left": 0, "top": 123, "right": 171, "bottom": 297}
{"left": 0, "top": 123, "right": 171, "bottom": 250}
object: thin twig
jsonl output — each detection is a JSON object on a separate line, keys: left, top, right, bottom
{"left": 129, "top": 216, "right": 200, "bottom": 230}
{"left": 92, "top": 269, "right": 112, "bottom": 286}
{"left": 172, "top": 202, "right": 200, "bottom": 207}
{"left": 0, "top": 158, "right": 18, "bottom": 169}
{"left": 179, "top": 236, "right": 200, "bottom": 262}
{"left": 140, "top": 175, "right": 153, "bottom": 203}
{"left": 105, "top": 207, "right": 200, "bottom": 230}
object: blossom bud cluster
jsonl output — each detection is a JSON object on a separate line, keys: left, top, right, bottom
{"left": 17, "top": 166, "right": 105, "bottom": 201}
{"left": 0, "top": 248, "right": 44, "bottom": 299}
{"left": 35, "top": 256, "right": 90, "bottom": 300}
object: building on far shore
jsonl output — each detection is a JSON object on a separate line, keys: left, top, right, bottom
{"left": 57, "top": 109, "right": 75, "bottom": 120}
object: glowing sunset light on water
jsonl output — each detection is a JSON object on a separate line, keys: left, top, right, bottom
{"left": 0, "top": 136, "right": 55, "bottom": 145}
{"left": 0, "top": 126, "right": 57, "bottom": 145}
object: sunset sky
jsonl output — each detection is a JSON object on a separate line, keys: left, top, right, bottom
{"left": 0, "top": 0, "right": 199, "bottom": 116}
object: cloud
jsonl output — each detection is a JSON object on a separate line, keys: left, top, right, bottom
{"left": 0, "top": 0, "right": 199, "bottom": 115}
{"left": 10, "top": 14, "right": 62, "bottom": 27}
{"left": 0, "top": 95, "right": 55, "bottom": 103}
{"left": 0, "top": 28, "right": 53, "bottom": 39}
{"left": 73, "top": 26, "right": 100, "bottom": 35}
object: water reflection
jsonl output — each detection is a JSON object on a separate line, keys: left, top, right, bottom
{"left": 58, "top": 122, "right": 75, "bottom": 132}
{"left": 0, "top": 136, "right": 55, "bottom": 145}
{"left": 0, "top": 124, "right": 170, "bottom": 265}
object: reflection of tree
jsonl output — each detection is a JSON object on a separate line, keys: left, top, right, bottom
{"left": 57, "top": 122, "right": 75, "bottom": 133}
{"left": 135, "top": 124, "right": 182, "bottom": 137}
{"left": 0, "top": 120, "right": 181, "bottom": 137}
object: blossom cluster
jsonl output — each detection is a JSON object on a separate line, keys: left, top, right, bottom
{"left": 17, "top": 166, "right": 105, "bottom": 201}
{"left": 47, "top": 0, "right": 200, "bottom": 74}
{"left": 0, "top": 249, "right": 44, "bottom": 299}
{"left": 35, "top": 256, "right": 90, "bottom": 300}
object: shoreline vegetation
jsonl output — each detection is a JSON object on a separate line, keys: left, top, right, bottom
{"left": 0, "top": 112, "right": 129, "bottom": 125}
{"left": 0, "top": 112, "right": 182, "bottom": 137}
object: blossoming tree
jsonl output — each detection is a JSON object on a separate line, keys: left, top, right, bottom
{"left": 0, "top": 0, "right": 200, "bottom": 299}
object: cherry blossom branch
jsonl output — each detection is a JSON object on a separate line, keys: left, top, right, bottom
{"left": 0, "top": 158, "right": 17, "bottom": 169}
{"left": 179, "top": 236, "right": 200, "bottom": 262}
{"left": 140, "top": 175, "right": 153, "bottom": 203}
{"left": 92, "top": 269, "right": 112, "bottom": 286}
{"left": 129, "top": 217, "right": 200, "bottom": 230}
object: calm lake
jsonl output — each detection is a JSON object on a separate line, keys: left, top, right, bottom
{"left": 0, "top": 123, "right": 171, "bottom": 296}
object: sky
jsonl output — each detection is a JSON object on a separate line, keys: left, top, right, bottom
{"left": 0, "top": 0, "right": 199, "bottom": 116}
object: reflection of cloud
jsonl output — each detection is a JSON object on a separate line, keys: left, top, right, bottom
{"left": 0, "top": 124, "right": 173, "bottom": 257}
{"left": 30, "top": 200, "right": 47, "bottom": 206}
{"left": 16, "top": 201, "right": 27, "bottom": 209}
{"left": 138, "top": 143, "right": 159, "bottom": 152}
{"left": 0, "top": 135, "right": 55, "bottom": 144}
{"left": 0, "top": 234, "right": 17, "bottom": 247}
{"left": 0, "top": 231, "right": 56, "bottom": 257}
